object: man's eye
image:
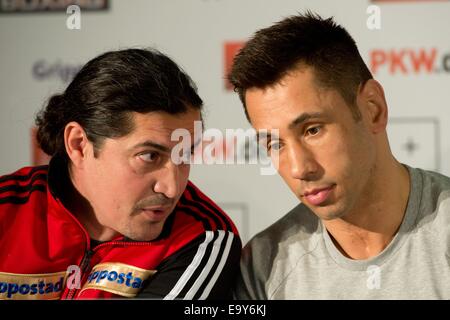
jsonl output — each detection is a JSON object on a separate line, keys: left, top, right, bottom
{"left": 268, "top": 141, "right": 282, "bottom": 152}
{"left": 138, "top": 152, "right": 159, "bottom": 163}
{"left": 306, "top": 126, "right": 321, "bottom": 136}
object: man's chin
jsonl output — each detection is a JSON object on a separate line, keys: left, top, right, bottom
{"left": 310, "top": 205, "right": 345, "bottom": 221}
{"left": 124, "top": 225, "right": 164, "bottom": 242}
{"left": 320, "top": 213, "right": 344, "bottom": 221}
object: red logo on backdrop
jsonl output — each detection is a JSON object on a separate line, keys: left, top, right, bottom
{"left": 31, "top": 127, "right": 51, "bottom": 166}
{"left": 224, "top": 41, "right": 245, "bottom": 90}
{"left": 369, "top": 48, "right": 450, "bottom": 75}
{"left": 371, "top": 0, "right": 449, "bottom": 2}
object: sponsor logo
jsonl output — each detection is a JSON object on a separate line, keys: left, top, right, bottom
{"left": 81, "top": 262, "right": 156, "bottom": 298}
{"left": 32, "top": 59, "right": 82, "bottom": 83}
{"left": 371, "top": 0, "right": 448, "bottom": 3}
{"left": 0, "top": 0, "right": 109, "bottom": 13}
{"left": 369, "top": 48, "right": 450, "bottom": 75}
{"left": 0, "top": 271, "right": 66, "bottom": 300}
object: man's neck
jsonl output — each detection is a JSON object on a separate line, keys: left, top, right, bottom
{"left": 323, "top": 161, "right": 411, "bottom": 260}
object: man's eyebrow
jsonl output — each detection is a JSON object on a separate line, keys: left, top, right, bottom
{"left": 255, "top": 112, "right": 326, "bottom": 142}
{"left": 131, "top": 141, "right": 170, "bottom": 153}
{"left": 288, "top": 112, "right": 325, "bottom": 130}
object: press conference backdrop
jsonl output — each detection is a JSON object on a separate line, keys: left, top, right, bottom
{"left": 1, "top": 0, "right": 449, "bottom": 244}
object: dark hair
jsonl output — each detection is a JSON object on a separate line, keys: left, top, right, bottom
{"left": 229, "top": 11, "right": 373, "bottom": 121}
{"left": 36, "top": 48, "right": 203, "bottom": 159}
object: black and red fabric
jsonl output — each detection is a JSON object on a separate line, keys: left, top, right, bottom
{"left": 0, "top": 157, "right": 241, "bottom": 300}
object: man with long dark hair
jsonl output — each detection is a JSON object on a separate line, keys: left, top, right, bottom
{"left": 0, "top": 48, "right": 241, "bottom": 299}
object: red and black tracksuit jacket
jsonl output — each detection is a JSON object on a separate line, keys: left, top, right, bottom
{"left": 0, "top": 158, "right": 241, "bottom": 299}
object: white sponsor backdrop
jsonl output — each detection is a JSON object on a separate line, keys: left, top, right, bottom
{"left": 1, "top": 0, "right": 449, "bottom": 244}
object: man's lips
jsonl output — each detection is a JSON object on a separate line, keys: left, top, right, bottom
{"left": 141, "top": 205, "right": 171, "bottom": 211}
{"left": 139, "top": 206, "right": 172, "bottom": 219}
{"left": 301, "top": 185, "right": 335, "bottom": 206}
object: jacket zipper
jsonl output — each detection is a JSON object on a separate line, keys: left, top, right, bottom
{"left": 66, "top": 249, "right": 94, "bottom": 299}
{"left": 94, "top": 240, "right": 155, "bottom": 249}
{"left": 65, "top": 241, "right": 154, "bottom": 299}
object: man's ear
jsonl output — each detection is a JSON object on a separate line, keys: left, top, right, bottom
{"left": 64, "top": 121, "right": 91, "bottom": 168}
{"left": 357, "top": 79, "right": 388, "bottom": 134}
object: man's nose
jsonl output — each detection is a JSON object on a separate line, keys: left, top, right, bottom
{"left": 287, "top": 143, "right": 319, "bottom": 181}
{"left": 152, "top": 162, "right": 179, "bottom": 199}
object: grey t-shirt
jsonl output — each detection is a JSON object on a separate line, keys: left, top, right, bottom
{"left": 235, "top": 166, "right": 450, "bottom": 299}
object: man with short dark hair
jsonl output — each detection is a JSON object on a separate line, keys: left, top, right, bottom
{"left": 229, "top": 12, "right": 450, "bottom": 299}
{"left": 0, "top": 48, "right": 241, "bottom": 299}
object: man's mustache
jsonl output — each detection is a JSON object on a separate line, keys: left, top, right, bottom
{"left": 133, "top": 195, "right": 174, "bottom": 211}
